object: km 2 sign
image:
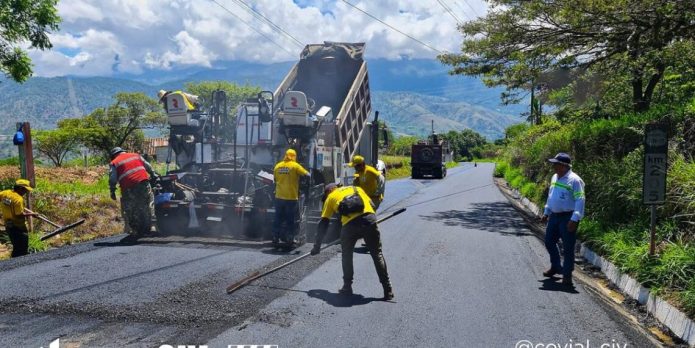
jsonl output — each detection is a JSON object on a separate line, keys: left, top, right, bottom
{"left": 643, "top": 123, "right": 668, "bottom": 205}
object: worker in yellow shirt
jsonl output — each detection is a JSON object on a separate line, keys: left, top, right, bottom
{"left": 349, "top": 155, "right": 385, "bottom": 209}
{"left": 273, "top": 148, "right": 310, "bottom": 247}
{"left": 0, "top": 179, "right": 38, "bottom": 257}
{"left": 310, "top": 183, "right": 393, "bottom": 300}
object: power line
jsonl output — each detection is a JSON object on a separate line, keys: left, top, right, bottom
{"left": 209, "top": 0, "right": 295, "bottom": 56}
{"left": 451, "top": 1, "right": 473, "bottom": 20}
{"left": 459, "top": 0, "right": 481, "bottom": 18}
{"left": 228, "top": 0, "right": 306, "bottom": 49}
{"left": 436, "top": 0, "right": 463, "bottom": 24}
{"left": 341, "top": 0, "right": 443, "bottom": 54}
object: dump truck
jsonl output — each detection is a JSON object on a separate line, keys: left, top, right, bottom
{"left": 411, "top": 122, "right": 452, "bottom": 179}
{"left": 153, "top": 42, "right": 385, "bottom": 245}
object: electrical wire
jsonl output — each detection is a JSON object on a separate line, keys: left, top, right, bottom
{"left": 229, "top": 0, "right": 306, "bottom": 49}
{"left": 436, "top": 0, "right": 463, "bottom": 24}
{"left": 459, "top": 0, "right": 481, "bottom": 18}
{"left": 209, "top": 0, "right": 295, "bottom": 56}
{"left": 451, "top": 1, "right": 473, "bottom": 20}
{"left": 341, "top": 0, "right": 443, "bottom": 53}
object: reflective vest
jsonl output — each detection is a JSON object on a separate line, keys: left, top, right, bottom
{"left": 171, "top": 91, "right": 196, "bottom": 111}
{"left": 110, "top": 153, "right": 149, "bottom": 190}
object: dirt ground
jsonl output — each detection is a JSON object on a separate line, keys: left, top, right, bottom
{"left": 0, "top": 165, "right": 123, "bottom": 259}
{"left": 0, "top": 165, "right": 107, "bottom": 185}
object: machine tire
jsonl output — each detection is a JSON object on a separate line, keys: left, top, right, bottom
{"left": 411, "top": 167, "right": 420, "bottom": 179}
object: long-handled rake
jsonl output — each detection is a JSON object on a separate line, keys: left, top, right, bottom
{"left": 25, "top": 209, "right": 86, "bottom": 241}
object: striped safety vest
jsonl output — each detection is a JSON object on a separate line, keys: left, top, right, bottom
{"left": 110, "top": 153, "right": 149, "bottom": 190}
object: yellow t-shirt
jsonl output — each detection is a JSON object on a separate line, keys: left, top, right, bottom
{"left": 321, "top": 186, "right": 376, "bottom": 225}
{"left": 274, "top": 160, "right": 309, "bottom": 200}
{"left": 0, "top": 189, "right": 26, "bottom": 228}
{"left": 355, "top": 165, "right": 382, "bottom": 199}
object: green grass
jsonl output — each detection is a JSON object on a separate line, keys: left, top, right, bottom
{"left": 497, "top": 103, "right": 695, "bottom": 317}
{"left": 35, "top": 175, "right": 110, "bottom": 196}
{"left": 28, "top": 232, "right": 48, "bottom": 253}
{"left": 579, "top": 219, "right": 695, "bottom": 316}
{"left": 382, "top": 155, "right": 410, "bottom": 180}
{"left": 380, "top": 156, "right": 457, "bottom": 180}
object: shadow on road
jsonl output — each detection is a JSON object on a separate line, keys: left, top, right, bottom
{"left": 307, "top": 289, "right": 382, "bottom": 307}
{"left": 538, "top": 278, "right": 579, "bottom": 294}
{"left": 420, "top": 201, "right": 534, "bottom": 236}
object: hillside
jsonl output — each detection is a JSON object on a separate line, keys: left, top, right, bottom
{"left": 0, "top": 59, "right": 523, "bottom": 148}
{"left": 373, "top": 91, "right": 521, "bottom": 139}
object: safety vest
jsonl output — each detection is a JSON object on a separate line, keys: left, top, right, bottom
{"left": 110, "top": 153, "right": 149, "bottom": 190}
{"left": 171, "top": 91, "right": 196, "bottom": 111}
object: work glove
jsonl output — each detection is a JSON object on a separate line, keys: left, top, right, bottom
{"left": 310, "top": 244, "right": 321, "bottom": 255}
{"left": 110, "top": 192, "right": 117, "bottom": 201}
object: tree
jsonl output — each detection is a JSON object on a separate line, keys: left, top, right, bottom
{"left": 34, "top": 128, "right": 80, "bottom": 166}
{"left": 0, "top": 0, "right": 61, "bottom": 82}
{"left": 439, "top": 0, "right": 695, "bottom": 113}
{"left": 445, "top": 129, "right": 487, "bottom": 161}
{"left": 388, "top": 136, "right": 419, "bottom": 156}
{"left": 79, "top": 92, "right": 166, "bottom": 159}
{"left": 184, "top": 81, "right": 262, "bottom": 115}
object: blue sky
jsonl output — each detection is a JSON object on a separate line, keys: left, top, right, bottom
{"left": 28, "top": 0, "right": 487, "bottom": 78}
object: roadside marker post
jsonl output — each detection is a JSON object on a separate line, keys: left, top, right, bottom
{"left": 643, "top": 123, "right": 668, "bottom": 256}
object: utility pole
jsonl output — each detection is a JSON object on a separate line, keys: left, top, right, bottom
{"left": 16, "top": 122, "right": 35, "bottom": 231}
{"left": 530, "top": 78, "right": 536, "bottom": 125}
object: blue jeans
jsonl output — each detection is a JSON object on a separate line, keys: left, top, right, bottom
{"left": 544, "top": 212, "right": 577, "bottom": 278}
{"left": 273, "top": 199, "right": 298, "bottom": 241}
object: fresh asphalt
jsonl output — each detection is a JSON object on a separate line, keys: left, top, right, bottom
{"left": 0, "top": 163, "right": 654, "bottom": 347}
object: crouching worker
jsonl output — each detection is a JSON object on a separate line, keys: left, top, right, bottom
{"left": 0, "top": 179, "right": 38, "bottom": 257}
{"left": 109, "top": 147, "right": 156, "bottom": 237}
{"left": 310, "top": 184, "right": 394, "bottom": 300}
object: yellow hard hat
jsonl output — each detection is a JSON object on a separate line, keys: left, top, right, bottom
{"left": 348, "top": 155, "right": 365, "bottom": 167}
{"left": 15, "top": 179, "right": 33, "bottom": 192}
{"left": 284, "top": 148, "right": 297, "bottom": 161}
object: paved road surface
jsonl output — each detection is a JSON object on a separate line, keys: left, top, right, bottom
{"left": 0, "top": 163, "right": 653, "bottom": 347}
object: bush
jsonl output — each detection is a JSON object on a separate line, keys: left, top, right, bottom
{"left": 498, "top": 103, "right": 695, "bottom": 316}
{"left": 493, "top": 161, "right": 508, "bottom": 178}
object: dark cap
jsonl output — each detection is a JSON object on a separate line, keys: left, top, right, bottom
{"left": 548, "top": 152, "right": 571, "bottom": 166}
{"left": 322, "top": 183, "right": 339, "bottom": 202}
{"left": 110, "top": 147, "right": 125, "bottom": 158}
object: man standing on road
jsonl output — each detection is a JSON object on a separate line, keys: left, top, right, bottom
{"left": 0, "top": 179, "right": 38, "bottom": 257}
{"left": 109, "top": 147, "right": 157, "bottom": 237}
{"left": 311, "top": 183, "right": 394, "bottom": 300}
{"left": 541, "top": 152, "right": 585, "bottom": 286}
{"left": 273, "top": 148, "right": 310, "bottom": 247}
{"left": 350, "top": 155, "right": 385, "bottom": 209}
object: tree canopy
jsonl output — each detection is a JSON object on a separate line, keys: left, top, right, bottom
{"left": 0, "top": 0, "right": 61, "bottom": 82}
{"left": 439, "top": 0, "right": 695, "bottom": 114}
{"left": 445, "top": 129, "right": 487, "bottom": 160}
{"left": 184, "top": 81, "right": 262, "bottom": 115}
{"left": 34, "top": 127, "right": 80, "bottom": 167}
{"left": 65, "top": 93, "right": 165, "bottom": 159}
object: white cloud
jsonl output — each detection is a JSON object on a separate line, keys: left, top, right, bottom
{"left": 56, "top": 0, "right": 103, "bottom": 22}
{"left": 29, "top": 0, "right": 487, "bottom": 77}
{"left": 145, "top": 31, "right": 217, "bottom": 69}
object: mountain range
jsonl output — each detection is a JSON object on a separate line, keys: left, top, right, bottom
{"left": 0, "top": 59, "right": 525, "bottom": 143}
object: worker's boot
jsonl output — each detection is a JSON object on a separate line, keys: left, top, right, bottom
{"left": 383, "top": 282, "right": 394, "bottom": 301}
{"left": 338, "top": 281, "right": 353, "bottom": 295}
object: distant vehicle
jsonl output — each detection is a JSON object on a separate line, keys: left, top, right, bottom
{"left": 411, "top": 122, "right": 452, "bottom": 179}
